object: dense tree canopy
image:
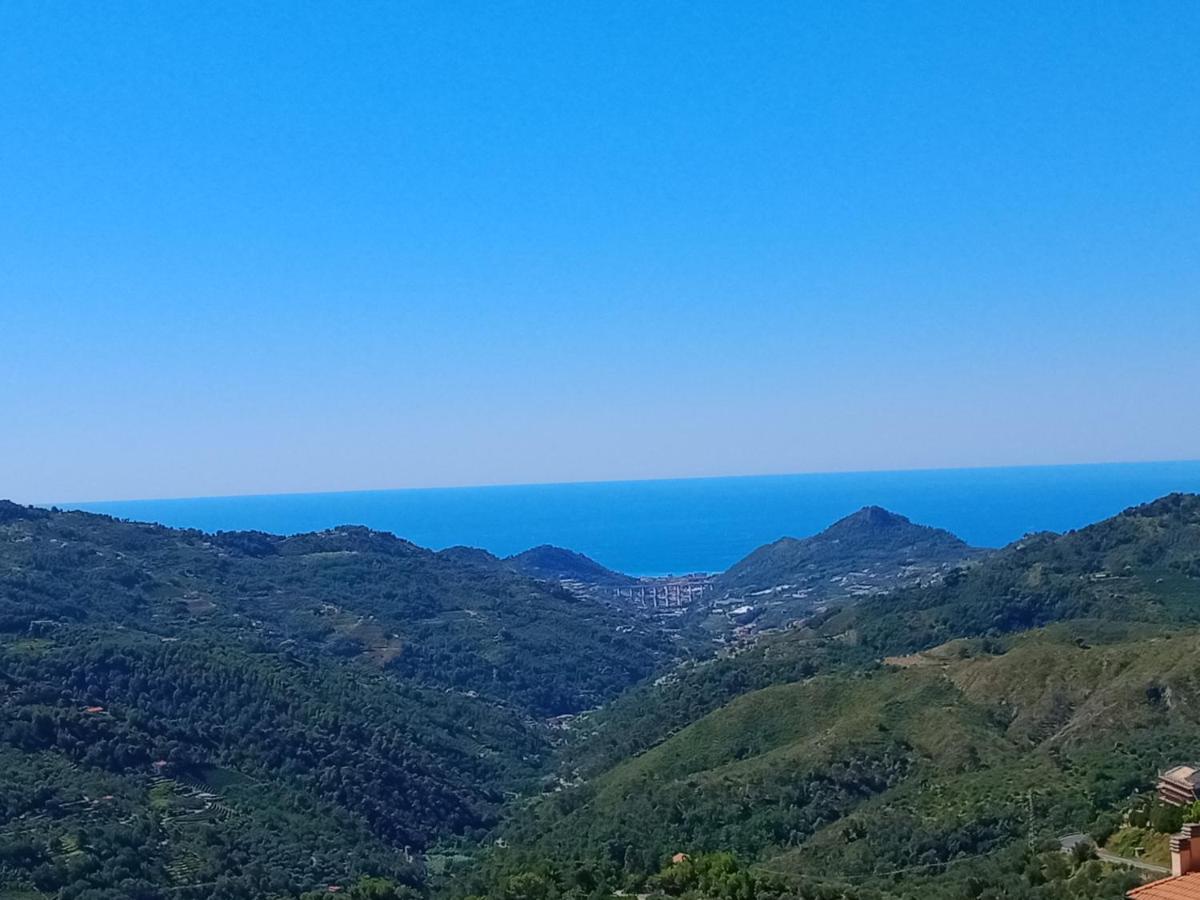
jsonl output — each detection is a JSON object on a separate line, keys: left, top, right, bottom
{"left": 4, "top": 496, "right": 1200, "bottom": 899}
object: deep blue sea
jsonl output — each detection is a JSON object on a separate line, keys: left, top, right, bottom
{"left": 67, "top": 461, "right": 1200, "bottom": 576}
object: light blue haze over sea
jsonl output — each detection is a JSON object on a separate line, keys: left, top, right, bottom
{"left": 67, "top": 461, "right": 1200, "bottom": 577}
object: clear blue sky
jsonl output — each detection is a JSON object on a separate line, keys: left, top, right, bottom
{"left": 3, "top": 2, "right": 1198, "bottom": 503}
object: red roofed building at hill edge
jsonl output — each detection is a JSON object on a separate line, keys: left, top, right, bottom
{"left": 1128, "top": 824, "right": 1200, "bottom": 900}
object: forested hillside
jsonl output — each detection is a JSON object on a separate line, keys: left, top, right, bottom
{"left": 6, "top": 496, "right": 1200, "bottom": 900}
{"left": 828, "top": 492, "right": 1200, "bottom": 651}
{"left": 0, "top": 502, "right": 670, "bottom": 899}
{"left": 503, "top": 546, "right": 636, "bottom": 586}
{"left": 716, "top": 506, "right": 982, "bottom": 597}
{"left": 465, "top": 496, "right": 1200, "bottom": 900}
{"left": 0, "top": 502, "right": 667, "bottom": 714}
{"left": 474, "top": 622, "right": 1197, "bottom": 900}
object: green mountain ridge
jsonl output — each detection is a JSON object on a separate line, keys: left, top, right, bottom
{"left": 470, "top": 495, "right": 1200, "bottom": 900}
{"left": 826, "top": 492, "right": 1200, "bottom": 652}
{"left": 706, "top": 506, "right": 986, "bottom": 631}
{"left": 6, "top": 495, "right": 1200, "bottom": 900}
{"left": 503, "top": 545, "right": 637, "bottom": 587}
{"left": 483, "top": 621, "right": 1199, "bottom": 899}
{"left": 0, "top": 502, "right": 671, "bottom": 899}
{"left": 717, "top": 506, "right": 984, "bottom": 595}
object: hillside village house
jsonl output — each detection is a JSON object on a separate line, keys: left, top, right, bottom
{"left": 1159, "top": 767, "right": 1200, "bottom": 807}
{"left": 1127, "top": 824, "right": 1200, "bottom": 900}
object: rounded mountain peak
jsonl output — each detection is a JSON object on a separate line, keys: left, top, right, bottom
{"left": 829, "top": 505, "right": 912, "bottom": 532}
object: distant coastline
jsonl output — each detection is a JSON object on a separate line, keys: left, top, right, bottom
{"left": 65, "top": 459, "right": 1200, "bottom": 577}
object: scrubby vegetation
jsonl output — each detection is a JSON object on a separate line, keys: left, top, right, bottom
{"left": 831, "top": 492, "right": 1200, "bottom": 651}
{"left": 5, "top": 495, "right": 1200, "bottom": 898}
{"left": 716, "top": 506, "right": 983, "bottom": 597}
{"left": 0, "top": 502, "right": 669, "bottom": 898}
{"left": 466, "top": 497, "right": 1200, "bottom": 899}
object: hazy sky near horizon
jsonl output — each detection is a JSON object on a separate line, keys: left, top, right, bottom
{"left": 3, "top": 2, "right": 1199, "bottom": 503}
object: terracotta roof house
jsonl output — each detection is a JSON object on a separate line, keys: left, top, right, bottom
{"left": 1160, "top": 767, "right": 1200, "bottom": 807}
{"left": 1129, "top": 873, "right": 1200, "bottom": 900}
{"left": 1129, "top": 825, "right": 1200, "bottom": 900}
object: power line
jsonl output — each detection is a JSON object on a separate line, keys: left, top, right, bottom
{"left": 752, "top": 846, "right": 1002, "bottom": 884}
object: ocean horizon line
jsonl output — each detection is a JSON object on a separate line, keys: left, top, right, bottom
{"left": 45, "top": 455, "right": 1200, "bottom": 509}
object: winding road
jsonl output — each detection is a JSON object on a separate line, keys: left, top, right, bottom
{"left": 1059, "top": 833, "right": 1170, "bottom": 875}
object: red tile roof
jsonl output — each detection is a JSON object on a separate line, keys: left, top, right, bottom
{"left": 1129, "top": 873, "right": 1200, "bottom": 900}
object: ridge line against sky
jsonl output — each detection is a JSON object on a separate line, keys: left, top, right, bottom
{"left": 50, "top": 459, "right": 1200, "bottom": 574}
{"left": 40, "top": 457, "right": 1200, "bottom": 508}
{"left": 3, "top": 3, "right": 1198, "bottom": 502}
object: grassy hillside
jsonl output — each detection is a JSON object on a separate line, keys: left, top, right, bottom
{"left": 0, "top": 502, "right": 671, "bottom": 899}
{"left": 560, "top": 633, "right": 871, "bottom": 779}
{"left": 583, "top": 494, "right": 1200, "bottom": 780}
{"left": 472, "top": 497, "right": 1200, "bottom": 899}
{"left": 487, "top": 623, "right": 1200, "bottom": 898}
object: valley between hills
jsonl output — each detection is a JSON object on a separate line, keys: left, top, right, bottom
{"left": 4, "top": 495, "right": 1200, "bottom": 900}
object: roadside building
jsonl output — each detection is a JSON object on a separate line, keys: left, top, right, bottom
{"left": 1159, "top": 767, "right": 1200, "bottom": 807}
